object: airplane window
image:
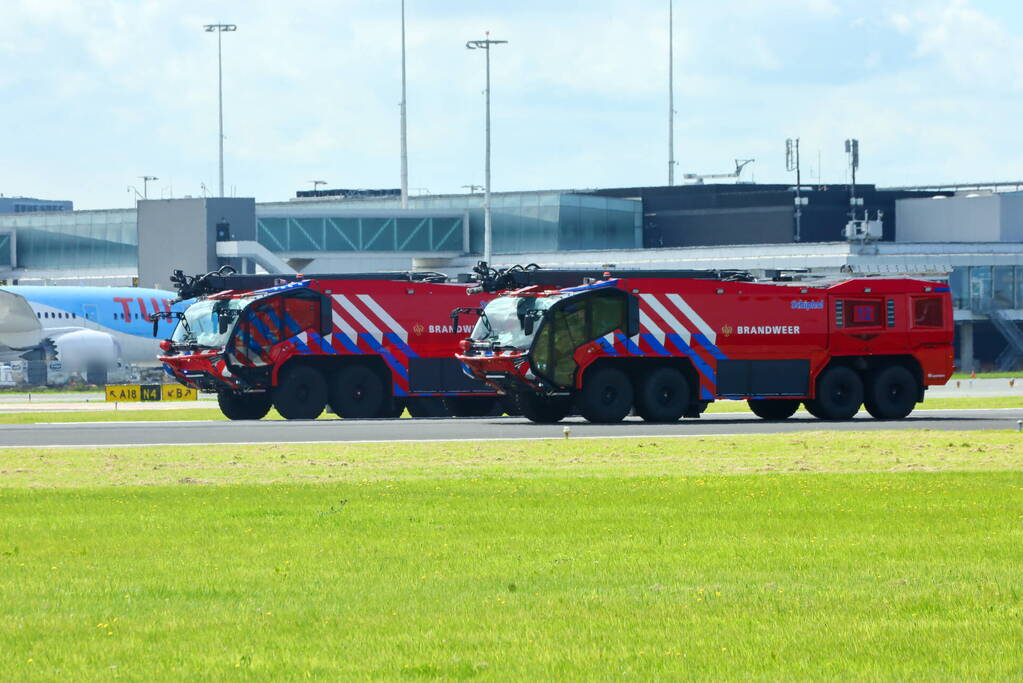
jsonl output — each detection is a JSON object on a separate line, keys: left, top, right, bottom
{"left": 44, "top": 312, "right": 49, "bottom": 319}
{"left": 36, "top": 312, "right": 41, "bottom": 318}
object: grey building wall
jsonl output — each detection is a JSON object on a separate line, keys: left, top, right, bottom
{"left": 137, "top": 198, "right": 255, "bottom": 291}
{"left": 1001, "top": 192, "right": 1023, "bottom": 241}
{"left": 896, "top": 193, "right": 1023, "bottom": 242}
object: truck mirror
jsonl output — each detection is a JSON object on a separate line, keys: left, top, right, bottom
{"left": 523, "top": 315, "right": 535, "bottom": 336}
{"left": 218, "top": 314, "right": 230, "bottom": 335}
{"left": 152, "top": 317, "right": 160, "bottom": 337}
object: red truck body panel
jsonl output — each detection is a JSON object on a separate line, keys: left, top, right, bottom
{"left": 160, "top": 278, "right": 497, "bottom": 398}
{"left": 458, "top": 276, "right": 954, "bottom": 402}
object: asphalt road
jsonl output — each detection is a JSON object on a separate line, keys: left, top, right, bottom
{"left": 3, "top": 408, "right": 1022, "bottom": 448}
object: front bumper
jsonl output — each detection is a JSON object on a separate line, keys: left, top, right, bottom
{"left": 456, "top": 351, "right": 542, "bottom": 394}
{"left": 160, "top": 351, "right": 242, "bottom": 392}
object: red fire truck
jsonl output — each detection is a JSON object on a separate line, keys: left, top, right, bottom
{"left": 455, "top": 270, "right": 954, "bottom": 423}
{"left": 157, "top": 269, "right": 510, "bottom": 420}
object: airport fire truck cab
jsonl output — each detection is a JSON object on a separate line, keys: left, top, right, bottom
{"left": 456, "top": 270, "right": 954, "bottom": 423}
{"left": 157, "top": 269, "right": 508, "bottom": 420}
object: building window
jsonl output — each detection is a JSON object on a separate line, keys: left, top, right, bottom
{"left": 993, "top": 266, "right": 1014, "bottom": 309}
{"left": 969, "top": 266, "right": 992, "bottom": 310}
{"left": 949, "top": 268, "right": 967, "bottom": 309}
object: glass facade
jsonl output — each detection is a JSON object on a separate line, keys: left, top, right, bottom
{"left": 479, "top": 193, "right": 640, "bottom": 253}
{"left": 0, "top": 231, "right": 11, "bottom": 268}
{"left": 271, "top": 191, "right": 642, "bottom": 254}
{"left": 256, "top": 215, "right": 465, "bottom": 253}
{"left": 949, "top": 267, "right": 967, "bottom": 309}
{"left": 993, "top": 266, "right": 1015, "bottom": 309}
{"left": 950, "top": 265, "right": 1023, "bottom": 310}
{"left": 0, "top": 210, "right": 137, "bottom": 270}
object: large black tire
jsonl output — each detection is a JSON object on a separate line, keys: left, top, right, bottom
{"left": 406, "top": 397, "right": 451, "bottom": 418}
{"left": 443, "top": 396, "right": 500, "bottom": 417}
{"left": 382, "top": 398, "right": 406, "bottom": 418}
{"left": 273, "top": 365, "right": 328, "bottom": 420}
{"left": 517, "top": 393, "right": 573, "bottom": 424}
{"left": 329, "top": 364, "right": 387, "bottom": 418}
{"left": 804, "top": 365, "right": 863, "bottom": 420}
{"left": 578, "top": 366, "right": 634, "bottom": 424}
{"left": 748, "top": 398, "right": 800, "bottom": 420}
{"left": 634, "top": 367, "right": 690, "bottom": 422}
{"left": 864, "top": 365, "right": 918, "bottom": 419}
{"left": 217, "top": 390, "right": 272, "bottom": 420}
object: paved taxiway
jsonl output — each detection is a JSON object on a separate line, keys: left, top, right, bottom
{"left": 3, "top": 408, "right": 1021, "bottom": 448}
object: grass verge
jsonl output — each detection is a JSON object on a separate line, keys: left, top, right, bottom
{"left": 1, "top": 431, "right": 1022, "bottom": 679}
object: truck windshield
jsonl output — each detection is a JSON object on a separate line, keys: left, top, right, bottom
{"left": 471, "top": 295, "right": 562, "bottom": 349}
{"left": 173, "top": 297, "right": 254, "bottom": 348}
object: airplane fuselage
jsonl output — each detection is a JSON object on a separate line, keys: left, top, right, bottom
{"left": 0, "top": 285, "right": 186, "bottom": 366}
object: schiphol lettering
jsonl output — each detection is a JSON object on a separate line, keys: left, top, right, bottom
{"left": 428, "top": 324, "right": 475, "bottom": 334}
{"left": 737, "top": 325, "right": 801, "bottom": 335}
{"left": 791, "top": 299, "right": 824, "bottom": 310}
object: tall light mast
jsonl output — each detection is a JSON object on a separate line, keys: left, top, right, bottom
{"left": 204, "top": 23, "right": 237, "bottom": 197}
{"left": 466, "top": 33, "right": 508, "bottom": 266}
{"left": 668, "top": 0, "right": 675, "bottom": 186}
{"left": 400, "top": 0, "right": 409, "bottom": 208}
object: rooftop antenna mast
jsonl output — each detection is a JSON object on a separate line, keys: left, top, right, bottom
{"left": 786, "top": 139, "right": 804, "bottom": 242}
{"left": 845, "top": 138, "right": 861, "bottom": 219}
{"left": 842, "top": 138, "right": 882, "bottom": 242}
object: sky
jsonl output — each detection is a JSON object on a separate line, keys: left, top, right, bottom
{"left": 2, "top": 0, "right": 1021, "bottom": 210}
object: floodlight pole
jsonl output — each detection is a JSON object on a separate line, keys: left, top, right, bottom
{"left": 466, "top": 33, "right": 508, "bottom": 266}
{"left": 204, "top": 23, "right": 237, "bottom": 197}
{"left": 400, "top": 0, "right": 409, "bottom": 209}
{"left": 668, "top": 0, "right": 675, "bottom": 186}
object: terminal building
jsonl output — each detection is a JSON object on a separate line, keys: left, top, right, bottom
{"left": 2, "top": 182, "right": 1023, "bottom": 372}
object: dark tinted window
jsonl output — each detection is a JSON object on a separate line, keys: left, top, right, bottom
{"left": 590, "top": 291, "right": 627, "bottom": 338}
{"left": 913, "top": 297, "right": 944, "bottom": 328}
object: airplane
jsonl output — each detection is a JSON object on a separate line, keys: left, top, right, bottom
{"left": 0, "top": 285, "right": 188, "bottom": 368}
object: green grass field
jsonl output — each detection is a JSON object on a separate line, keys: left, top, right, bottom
{"left": 1, "top": 432, "right": 1022, "bottom": 679}
{"left": 0, "top": 394, "right": 1020, "bottom": 425}
{"left": 950, "top": 371, "right": 1023, "bottom": 379}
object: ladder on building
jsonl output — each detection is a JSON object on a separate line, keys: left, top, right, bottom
{"left": 989, "top": 308, "right": 1023, "bottom": 371}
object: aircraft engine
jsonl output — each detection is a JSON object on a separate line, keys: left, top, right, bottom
{"left": 49, "top": 330, "right": 122, "bottom": 368}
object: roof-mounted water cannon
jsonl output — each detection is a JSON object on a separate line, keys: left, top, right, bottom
{"left": 168, "top": 264, "right": 237, "bottom": 302}
{"left": 468, "top": 261, "right": 542, "bottom": 294}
